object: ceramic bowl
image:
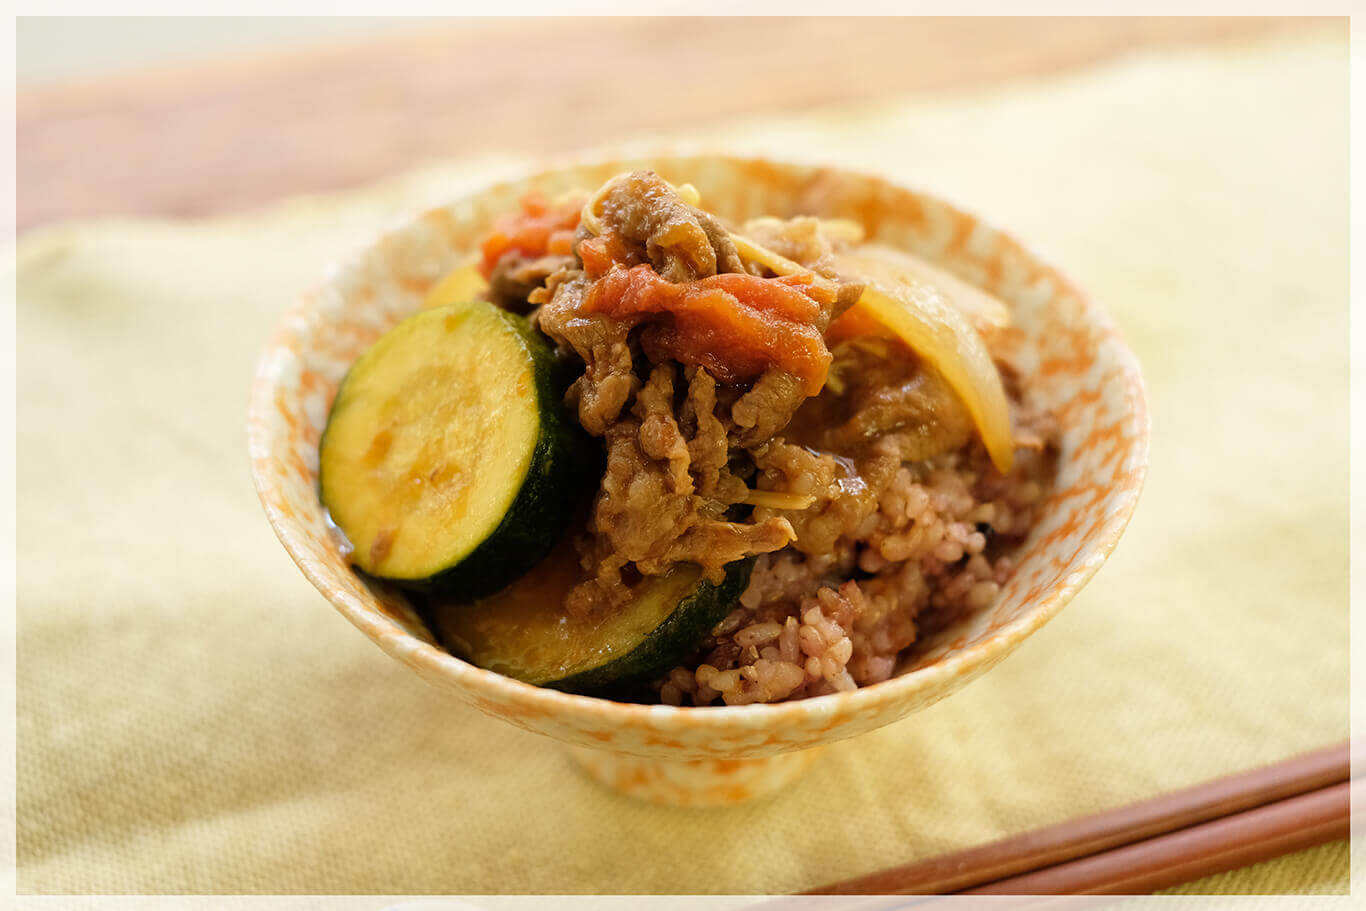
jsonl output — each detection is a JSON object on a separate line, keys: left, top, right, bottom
{"left": 248, "top": 155, "right": 1148, "bottom": 806}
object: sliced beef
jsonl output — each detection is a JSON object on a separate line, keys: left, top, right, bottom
{"left": 477, "top": 175, "right": 904, "bottom": 619}
{"left": 729, "top": 368, "right": 809, "bottom": 447}
{"left": 598, "top": 172, "right": 745, "bottom": 281}
{"left": 788, "top": 340, "right": 973, "bottom": 460}
{"left": 566, "top": 364, "right": 795, "bottom": 616}
{"left": 741, "top": 216, "right": 841, "bottom": 277}
{"left": 487, "top": 252, "right": 575, "bottom": 311}
{"left": 740, "top": 215, "right": 865, "bottom": 326}
{"left": 534, "top": 272, "right": 638, "bottom": 435}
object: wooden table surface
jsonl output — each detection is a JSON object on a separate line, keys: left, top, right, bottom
{"left": 18, "top": 16, "right": 1313, "bottom": 231}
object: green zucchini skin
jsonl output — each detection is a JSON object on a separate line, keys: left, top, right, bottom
{"left": 551, "top": 557, "right": 756, "bottom": 696}
{"left": 404, "top": 310, "right": 598, "bottom": 600}
{"left": 422, "top": 556, "right": 756, "bottom": 698}
{"left": 319, "top": 302, "right": 599, "bottom": 600}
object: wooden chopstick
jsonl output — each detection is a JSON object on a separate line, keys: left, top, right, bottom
{"left": 806, "top": 741, "right": 1352, "bottom": 895}
{"left": 963, "top": 779, "right": 1353, "bottom": 894}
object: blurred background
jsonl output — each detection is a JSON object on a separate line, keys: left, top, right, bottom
{"left": 17, "top": 15, "right": 1314, "bottom": 231}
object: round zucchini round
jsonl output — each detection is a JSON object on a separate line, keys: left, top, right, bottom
{"left": 427, "top": 545, "right": 756, "bottom": 696}
{"left": 319, "top": 301, "right": 595, "bottom": 599}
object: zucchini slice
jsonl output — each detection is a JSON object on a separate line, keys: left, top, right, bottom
{"left": 320, "top": 301, "right": 594, "bottom": 598}
{"left": 427, "top": 540, "right": 756, "bottom": 694}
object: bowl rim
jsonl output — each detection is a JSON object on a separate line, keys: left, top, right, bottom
{"left": 247, "top": 153, "right": 1150, "bottom": 730}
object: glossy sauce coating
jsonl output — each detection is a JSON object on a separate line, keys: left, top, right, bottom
{"left": 581, "top": 264, "right": 835, "bottom": 393}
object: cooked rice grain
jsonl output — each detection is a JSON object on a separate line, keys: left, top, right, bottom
{"left": 662, "top": 418, "right": 1054, "bottom": 706}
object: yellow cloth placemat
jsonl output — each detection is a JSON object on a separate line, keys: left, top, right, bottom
{"left": 16, "top": 26, "right": 1348, "bottom": 895}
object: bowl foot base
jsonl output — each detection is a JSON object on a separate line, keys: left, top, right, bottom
{"left": 565, "top": 744, "right": 824, "bottom": 806}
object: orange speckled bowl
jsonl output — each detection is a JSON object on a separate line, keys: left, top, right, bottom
{"left": 248, "top": 155, "right": 1148, "bottom": 806}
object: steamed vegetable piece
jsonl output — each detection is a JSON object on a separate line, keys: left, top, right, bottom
{"left": 319, "top": 301, "right": 595, "bottom": 598}
{"left": 428, "top": 535, "right": 755, "bottom": 694}
{"left": 826, "top": 249, "right": 1016, "bottom": 473}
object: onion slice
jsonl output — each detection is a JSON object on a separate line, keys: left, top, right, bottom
{"left": 738, "top": 489, "right": 818, "bottom": 511}
{"left": 829, "top": 249, "right": 1015, "bottom": 474}
{"left": 839, "top": 245, "right": 1010, "bottom": 334}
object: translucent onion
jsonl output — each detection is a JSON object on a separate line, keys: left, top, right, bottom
{"left": 738, "top": 489, "right": 818, "bottom": 511}
{"left": 828, "top": 249, "right": 1015, "bottom": 474}
{"left": 838, "top": 245, "right": 1010, "bottom": 334}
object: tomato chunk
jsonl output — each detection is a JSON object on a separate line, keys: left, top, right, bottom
{"left": 578, "top": 231, "right": 645, "bottom": 280}
{"left": 478, "top": 192, "right": 583, "bottom": 278}
{"left": 583, "top": 265, "right": 834, "bottom": 394}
